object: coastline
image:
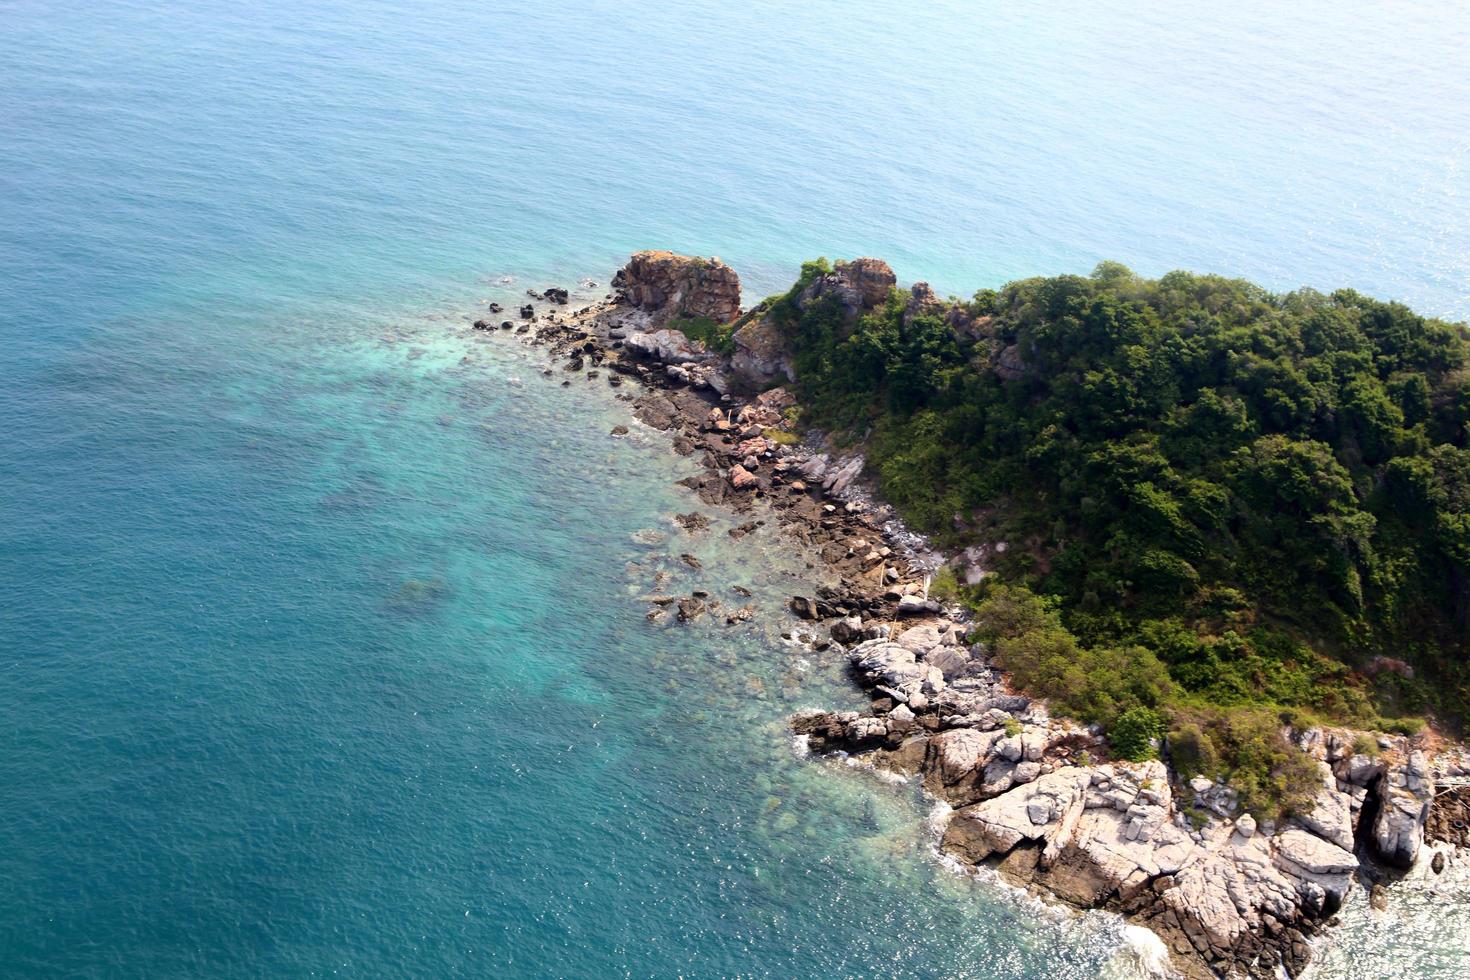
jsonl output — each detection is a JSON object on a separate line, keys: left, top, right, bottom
{"left": 470, "top": 253, "right": 1469, "bottom": 979}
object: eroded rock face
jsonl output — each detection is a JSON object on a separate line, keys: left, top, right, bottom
{"left": 1372, "top": 750, "right": 1434, "bottom": 869}
{"left": 730, "top": 315, "right": 794, "bottom": 388}
{"left": 1293, "top": 761, "right": 1355, "bottom": 851}
{"left": 903, "top": 282, "right": 945, "bottom": 325}
{"left": 728, "top": 258, "right": 893, "bottom": 388}
{"left": 612, "top": 250, "right": 742, "bottom": 326}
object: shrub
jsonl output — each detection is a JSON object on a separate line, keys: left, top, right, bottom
{"left": 1379, "top": 716, "right": 1425, "bottom": 736}
{"left": 1167, "top": 722, "right": 1221, "bottom": 780}
{"left": 1197, "top": 707, "right": 1321, "bottom": 818}
{"left": 1111, "top": 707, "right": 1166, "bottom": 761}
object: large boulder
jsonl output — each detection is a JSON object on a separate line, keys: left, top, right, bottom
{"left": 943, "top": 767, "right": 1091, "bottom": 862}
{"left": 730, "top": 315, "right": 794, "bottom": 388}
{"left": 1273, "top": 828, "right": 1357, "bottom": 877}
{"left": 612, "top": 251, "right": 742, "bottom": 326}
{"left": 822, "top": 455, "right": 865, "bottom": 497}
{"left": 623, "top": 328, "right": 710, "bottom": 363}
{"left": 1292, "top": 761, "right": 1356, "bottom": 851}
{"left": 848, "top": 639, "right": 944, "bottom": 708}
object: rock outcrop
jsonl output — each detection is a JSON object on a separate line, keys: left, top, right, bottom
{"left": 791, "top": 623, "right": 1441, "bottom": 979}
{"left": 1371, "top": 750, "right": 1434, "bottom": 868}
{"left": 727, "top": 257, "right": 892, "bottom": 389}
{"left": 612, "top": 250, "right": 741, "bottom": 327}
{"left": 485, "top": 251, "right": 1462, "bottom": 980}
{"left": 622, "top": 328, "right": 710, "bottom": 364}
{"left": 799, "top": 257, "right": 896, "bottom": 319}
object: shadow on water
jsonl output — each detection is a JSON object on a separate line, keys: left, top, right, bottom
{"left": 380, "top": 577, "right": 452, "bottom": 618}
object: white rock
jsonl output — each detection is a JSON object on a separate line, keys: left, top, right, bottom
{"left": 1273, "top": 828, "right": 1357, "bottom": 877}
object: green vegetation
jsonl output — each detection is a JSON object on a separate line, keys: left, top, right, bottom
{"left": 1111, "top": 707, "right": 1167, "bottom": 761}
{"left": 668, "top": 315, "right": 736, "bottom": 355}
{"left": 763, "top": 427, "right": 801, "bottom": 446}
{"left": 928, "top": 564, "right": 962, "bottom": 602}
{"left": 771, "top": 259, "right": 1470, "bottom": 813}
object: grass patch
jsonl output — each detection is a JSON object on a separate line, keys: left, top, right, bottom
{"left": 668, "top": 315, "right": 735, "bottom": 355}
{"left": 763, "top": 427, "right": 801, "bottom": 446}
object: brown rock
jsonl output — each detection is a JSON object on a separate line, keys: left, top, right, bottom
{"left": 729, "top": 464, "right": 758, "bottom": 490}
{"left": 612, "top": 250, "right": 742, "bottom": 326}
{"left": 787, "top": 257, "right": 898, "bottom": 329}
{"left": 903, "top": 282, "right": 945, "bottom": 324}
{"left": 844, "top": 258, "right": 896, "bottom": 307}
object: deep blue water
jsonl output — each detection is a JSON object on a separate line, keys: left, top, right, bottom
{"left": 2, "top": 1, "right": 1468, "bottom": 977}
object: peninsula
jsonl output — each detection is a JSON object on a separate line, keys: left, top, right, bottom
{"left": 487, "top": 250, "right": 1470, "bottom": 979}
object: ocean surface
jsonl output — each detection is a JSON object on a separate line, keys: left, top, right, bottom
{"left": 2, "top": 1, "right": 1468, "bottom": 977}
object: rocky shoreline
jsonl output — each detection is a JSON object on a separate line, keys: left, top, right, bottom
{"left": 473, "top": 250, "right": 1469, "bottom": 979}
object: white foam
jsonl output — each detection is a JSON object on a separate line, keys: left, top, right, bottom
{"left": 1116, "top": 924, "right": 1171, "bottom": 977}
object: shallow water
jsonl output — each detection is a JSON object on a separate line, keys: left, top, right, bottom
{"left": 3, "top": 0, "right": 1469, "bottom": 976}
{"left": 0, "top": 304, "right": 1140, "bottom": 976}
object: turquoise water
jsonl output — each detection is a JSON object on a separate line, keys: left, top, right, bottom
{"left": 2, "top": 1, "right": 1469, "bottom": 976}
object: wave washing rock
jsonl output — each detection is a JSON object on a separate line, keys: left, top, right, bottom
{"left": 611, "top": 250, "right": 741, "bottom": 327}
{"left": 789, "top": 620, "right": 1443, "bottom": 979}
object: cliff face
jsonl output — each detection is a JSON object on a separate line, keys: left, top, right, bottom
{"left": 612, "top": 250, "right": 741, "bottom": 327}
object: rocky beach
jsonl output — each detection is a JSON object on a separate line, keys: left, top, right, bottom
{"left": 480, "top": 250, "right": 1470, "bottom": 980}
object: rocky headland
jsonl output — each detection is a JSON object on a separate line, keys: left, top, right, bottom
{"left": 474, "top": 250, "right": 1470, "bottom": 979}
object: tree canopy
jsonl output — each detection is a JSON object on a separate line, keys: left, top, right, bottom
{"left": 772, "top": 261, "right": 1470, "bottom": 801}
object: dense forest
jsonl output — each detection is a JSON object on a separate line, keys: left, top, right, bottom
{"left": 764, "top": 259, "right": 1470, "bottom": 812}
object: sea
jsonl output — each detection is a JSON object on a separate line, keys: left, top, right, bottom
{"left": 2, "top": 1, "right": 1468, "bottom": 976}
